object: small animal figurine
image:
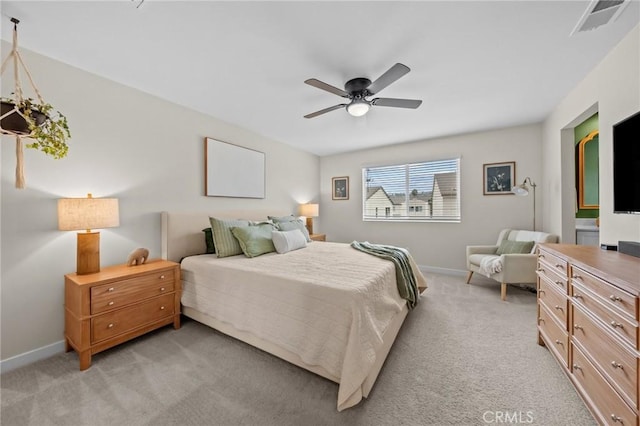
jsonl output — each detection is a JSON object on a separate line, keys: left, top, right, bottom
{"left": 126, "top": 248, "right": 149, "bottom": 266}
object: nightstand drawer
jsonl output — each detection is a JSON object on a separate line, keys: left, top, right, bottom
{"left": 91, "top": 270, "right": 175, "bottom": 314}
{"left": 92, "top": 293, "right": 175, "bottom": 343}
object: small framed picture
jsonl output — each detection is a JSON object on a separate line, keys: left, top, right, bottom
{"left": 483, "top": 162, "right": 515, "bottom": 195}
{"left": 332, "top": 176, "right": 349, "bottom": 200}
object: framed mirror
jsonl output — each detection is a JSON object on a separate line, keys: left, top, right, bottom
{"left": 577, "top": 130, "right": 599, "bottom": 210}
{"left": 205, "top": 137, "right": 265, "bottom": 198}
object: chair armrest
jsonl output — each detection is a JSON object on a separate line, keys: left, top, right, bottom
{"left": 466, "top": 245, "right": 498, "bottom": 257}
{"left": 499, "top": 253, "right": 538, "bottom": 283}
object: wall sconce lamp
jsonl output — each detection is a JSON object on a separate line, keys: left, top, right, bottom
{"left": 298, "top": 203, "right": 319, "bottom": 235}
{"left": 58, "top": 193, "right": 119, "bottom": 275}
{"left": 512, "top": 177, "right": 537, "bottom": 231}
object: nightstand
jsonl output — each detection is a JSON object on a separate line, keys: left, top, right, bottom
{"left": 310, "top": 233, "right": 326, "bottom": 242}
{"left": 64, "top": 259, "right": 181, "bottom": 370}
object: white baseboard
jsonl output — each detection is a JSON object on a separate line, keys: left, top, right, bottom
{"left": 0, "top": 340, "right": 66, "bottom": 374}
{"left": 418, "top": 265, "right": 467, "bottom": 276}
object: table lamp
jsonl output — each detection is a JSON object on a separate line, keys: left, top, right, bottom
{"left": 58, "top": 193, "right": 119, "bottom": 275}
{"left": 298, "top": 203, "right": 319, "bottom": 235}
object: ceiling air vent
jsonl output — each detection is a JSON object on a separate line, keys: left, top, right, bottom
{"left": 571, "top": 0, "right": 630, "bottom": 35}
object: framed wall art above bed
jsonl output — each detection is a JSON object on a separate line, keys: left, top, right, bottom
{"left": 204, "top": 137, "right": 265, "bottom": 198}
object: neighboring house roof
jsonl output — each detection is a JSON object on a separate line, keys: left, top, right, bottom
{"left": 366, "top": 186, "right": 403, "bottom": 205}
{"left": 433, "top": 172, "right": 457, "bottom": 196}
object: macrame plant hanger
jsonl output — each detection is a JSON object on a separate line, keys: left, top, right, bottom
{"left": 0, "top": 18, "right": 47, "bottom": 188}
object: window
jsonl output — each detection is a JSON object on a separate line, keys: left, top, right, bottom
{"left": 363, "top": 158, "right": 460, "bottom": 222}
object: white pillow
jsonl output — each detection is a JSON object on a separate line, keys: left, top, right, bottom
{"left": 271, "top": 229, "right": 307, "bottom": 254}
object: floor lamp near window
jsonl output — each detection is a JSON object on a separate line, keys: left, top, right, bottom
{"left": 58, "top": 194, "right": 119, "bottom": 275}
{"left": 512, "top": 177, "right": 537, "bottom": 231}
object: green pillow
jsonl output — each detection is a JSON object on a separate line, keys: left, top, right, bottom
{"left": 209, "top": 217, "right": 251, "bottom": 258}
{"left": 276, "top": 219, "right": 311, "bottom": 242}
{"left": 202, "top": 228, "right": 215, "bottom": 254}
{"left": 268, "top": 215, "right": 297, "bottom": 224}
{"left": 230, "top": 223, "right": 276, "bottom": 258}
{"left": 496, "top": 240, "right": 535, "bottom": 255}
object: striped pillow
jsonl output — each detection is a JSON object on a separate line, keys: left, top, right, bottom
{"left": 209, "top": 217, "right": 250, "bottom": 258}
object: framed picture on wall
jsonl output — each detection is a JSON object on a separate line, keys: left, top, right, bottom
{"left": 483, "top": 162, "right": 515, "bottom": 195}
{"left": 332, "top": 176, "right": 349, "bottom": 200}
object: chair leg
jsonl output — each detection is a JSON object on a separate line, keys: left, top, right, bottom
{"left": 465, "top": 271, "right": 473, "bottom": 284}
{"left": 501, "top": 283, "right": 507, "bottom": 301}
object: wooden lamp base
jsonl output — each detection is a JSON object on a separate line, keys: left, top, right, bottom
{"left": 305, "top": 217, "right": 314, "bottom": 235}
{"left": 77, "top": 231, "right": 100, "bottom": 275}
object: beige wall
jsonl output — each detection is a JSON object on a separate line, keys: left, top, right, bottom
{"left": 542, "top": 24, "right": 640, "bottom": 245}
{"left": 319, "top": 123, "right": 542, "bottom": 271}
{"left": 0, "top": 45, "right": 319, "bottom": 361}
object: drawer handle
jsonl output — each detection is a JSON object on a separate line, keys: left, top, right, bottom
{"left": 554, "top": 305, "right": 564, "bottom": 311}
{"left": 554, "top": 339, "right": 564, "bottom": 346}
{"left": 554, "top": 263, "right": 563, "bottom": 269}
{"left": 108, "top": 323, "right": 114, "bottom": 328}
{"left": 537, "top": 317, "right": 545, "bottom": 324}
{"left": 160, "top": 275, "right": 166, "bottom": 280}
{"left": 160, "top": 287, "right": 165, "bottom": 292}
{"left": 108, "top": 287, "right": 115, "bottom": 292}
{"left": 160, "top": 306, "right": 165, "bottom": 310}
{"left": 611, "top": 414, "right": 622, "bottom": 423}
{"left": 108, "top": 301, "right": 114, "bottom": 306}
{"left": 554, "top": 280, "right": 564, "bottom": 286}
{"left": 572, "top": 294, "right": 582, "bottom": 300}
{"left": 610, "top": 321, "right": 624, "bottom": 329}
{"left": 536, "top": 268, "right": 544, "bottom": 273}
{"left": 609, "top": 295, "right": 622, "bottom": 302}
{"left": 572, "top": 364, "right": 582, "bottom": 371}
{"left": 572, "top": 274, "right": 581, "bottom": 280}
{"left": 574, "top": 324, "right": 583, "bottom": 330}
{"left": 611, "top": 361, "right": 624, "bottom": 370}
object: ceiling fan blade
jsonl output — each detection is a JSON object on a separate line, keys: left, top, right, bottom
{"left": 372, "top": 98, "right": 422, "bottom": 109}
{"left": 304, "top": 78, "right": 349, "bottom": 98}
{"left": 304, "top": 104, "right": 347, "bottom": 119}
{"left": 367, "top": 63, "right": 411, "bottom": 95}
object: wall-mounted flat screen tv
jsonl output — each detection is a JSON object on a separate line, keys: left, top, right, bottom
{"left": 613, "top": 110, "right": 640, "bottom": 214}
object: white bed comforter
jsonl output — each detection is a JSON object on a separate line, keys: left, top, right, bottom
{"left": 181, "top": 241, "right": 424, "bottom": 411}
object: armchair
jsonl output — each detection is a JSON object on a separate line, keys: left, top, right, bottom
{"left": 466, "top": 229, "right": 559, "bottom": 301}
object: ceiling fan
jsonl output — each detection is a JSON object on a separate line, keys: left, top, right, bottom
{"left": 304, "top": 63, "right": 422, "bottom": 119}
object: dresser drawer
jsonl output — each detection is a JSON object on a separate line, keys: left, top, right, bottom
{"left": 91, "top": 269, "right": 175, "bottom": 314}
{"left": 537, "top": 249, "right": 568, "bottom": 278}
{"left": 572, "top": 344, "right": 637, "bottom": 426}
{"left": 92, "top": 294, "right": 175, "bottom": 343}
{"left": 537, "top": 261, "right": 569, "bottom": 295}
{"left": 539, "top": 275, "right": 568, "bottom": 327}
{"left": 572, "top": 306, "right": 638, "bottom": 409}
{"left": 571, "top": 266, "right": 637, "bottom": 322}
{"left": 539, "top": 304, "right": 569, "bottom": 367}
{"left": 573, "top": 281, "right": 639, "bottom": 351}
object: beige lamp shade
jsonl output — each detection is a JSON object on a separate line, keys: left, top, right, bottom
{"left": 58, "top": 194, "right": 119, "bottom": 231}
{"left": 298, "top": 203, "right": 319, "bottom": 218}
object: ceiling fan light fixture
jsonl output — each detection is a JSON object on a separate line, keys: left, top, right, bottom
{"left": 346, "top": 99, "right": 370, "bottom": 117}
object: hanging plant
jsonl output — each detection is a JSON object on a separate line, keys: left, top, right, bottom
{"left": 0, "top": 17, "right": 73, "bottom": 188}
{"left": 1, "top": 97, "right": 70, "bottom": 159}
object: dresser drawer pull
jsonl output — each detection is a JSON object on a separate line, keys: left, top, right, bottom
{"left": 572, "top": 294, "right": 582, "bottom": 300}
{"left": 160, "top": 287, "right": 165, "bottom": 292}
{"left": 610, "top": 361, "right": 624, "bottom": 370}
{"left": 554, "top": 339, "right": 564, "bottom": 346}
{"left": 609, "top": 295, "right": 622, "bottom": 302}
{"left": 610, "top": 321, "right": 624, "bottom": 329}
{"left": 108, "top": 323, "right": 114, "bottom": 328}
{"left": 573, "top": 324, "right": 583, "bottom": 330}
{"left": 538, "top": 254, "right": 545, "bottom": 259}
{"left": 537, "top": 268, "right": 545, "bottom": 273}
{"left": 538, "top": 289, "right": 545, "bottom": 295}
{"left": 108, "top": 287, "right": 115, "bottom": 292}
{"left": 611, "top": 414, "right": 622, "bottom": 423}
{"left": 554, "top": 305, "right": 564, "bottom": 311}
{"left": 554, "top": 263, "right": 564, "bottom": 269}
{"left": 160, "top": 306, "right": 165, "bottom": 310}
{"left": 160, "top": 275, "right": 165, "bottom": 280}
{"left": 572, "top": 274, "right": 581, "bottom": 280}
{"left": 108, "top": 301, "right": 114, "bottom": 306}
{"left": 554, "top": 280, "right": 564, "bottom": 286}
{"left": 537, "top": 317, "right": 544, "bottom": 324}
{"left": 572, "top": 364, "right": 582, "bottom": 371}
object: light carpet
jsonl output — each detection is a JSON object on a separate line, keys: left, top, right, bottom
{"left": 1, "top": 272, "right": 596, "bottom": 425}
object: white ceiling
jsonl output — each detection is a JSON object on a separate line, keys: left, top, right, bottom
{"left": 1, "top": 1, "right": 639, "bottom": 156}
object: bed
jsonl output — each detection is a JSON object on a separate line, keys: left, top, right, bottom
{"left": 161, "top": 211, "right": 426, "bottom": 411}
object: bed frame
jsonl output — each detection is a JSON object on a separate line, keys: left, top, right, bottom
{"left": 160, "top": 211, "right": 409, "bottom": 400}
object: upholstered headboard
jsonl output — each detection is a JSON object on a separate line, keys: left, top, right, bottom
{"left": 161, "top": 210, "right": 292, "bottom": 262}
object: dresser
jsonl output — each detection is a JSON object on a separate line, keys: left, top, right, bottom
{"left": 65, "top": 259, "right": 181, "bottom": 370}
{"left": 537, "top": 244, "right": 640, "bottom": 425}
